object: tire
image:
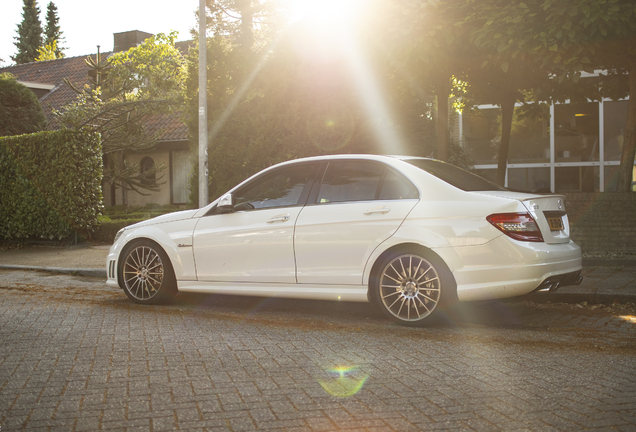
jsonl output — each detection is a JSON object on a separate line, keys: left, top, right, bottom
{"left": 118, "top": 240, "right": 177, "bottom": 305}
{"left": 371, "top": 247, "right": 456, "bottom": 326}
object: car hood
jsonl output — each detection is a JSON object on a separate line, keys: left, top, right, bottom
{"left": 128, "top": 209, "right": 199, "bottom": 229}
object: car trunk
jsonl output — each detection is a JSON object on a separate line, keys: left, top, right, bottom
{"left": 520, "top": 195, "right": 570, "bottom": 244}
{"left": 476, "top": 191, "right": 571, "bottom": 245}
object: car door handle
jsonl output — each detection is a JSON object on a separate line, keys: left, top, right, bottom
{"left": 364, "top": 206, "right": 391, "bottom": 215}
{"left": 267, "top": 214, "right": 291, "bottom": 223}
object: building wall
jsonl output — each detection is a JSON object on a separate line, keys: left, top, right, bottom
{"left": 126, "top": 150, "right": 172, "bottom": 207}
{"left": 565, "top": 192, "right": 636, "bottom": 256}
{"left": 104, "top": 150, "right": 172, "bottom": 207}
{"left": 463, "top": 97, "right": 633, "bottom": 193}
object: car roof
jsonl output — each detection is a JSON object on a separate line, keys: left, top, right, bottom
{"left": 276, "top": 154, "right": 436, "bottom": 166}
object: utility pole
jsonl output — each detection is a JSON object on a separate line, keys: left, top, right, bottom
{"left": 198, "top": 0, "right": 209, "bottom": 208}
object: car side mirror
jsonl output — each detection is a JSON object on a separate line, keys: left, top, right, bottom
{"left": 217, "top": 193, "right": 234, "bottom": 214}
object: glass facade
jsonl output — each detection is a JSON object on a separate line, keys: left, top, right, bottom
{"left": 464, "top": 98, "right": 632, "bottom": 193}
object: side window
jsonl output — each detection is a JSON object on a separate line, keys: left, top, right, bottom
{"left": 233, "top": 164, "right": 316, "bottom": 211}
{"left": 317, "top": 161, "right": 383, "bottom": 204}
{"left": 378, "top": 169, "right": 419, "bottom": 200}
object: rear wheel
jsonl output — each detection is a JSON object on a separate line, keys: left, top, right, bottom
{"left": 371, "top": 248, "right": 455, "bottom": 326}
{"left": 119, "top": 240, "right": 176, "bottom": 304}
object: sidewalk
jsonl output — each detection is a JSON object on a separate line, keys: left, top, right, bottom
{"left": 0, "top": 243, "right": 109, "bottom": 278}
{"left": 0, "top": 243, "right": 635, "bottom": 304}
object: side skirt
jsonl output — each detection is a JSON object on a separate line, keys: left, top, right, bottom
{"left": 177, "top": 281, "right": 369, "bottom": 302}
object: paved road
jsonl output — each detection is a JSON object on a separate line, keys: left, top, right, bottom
{"left": 0, "top": 269, "right": 635, "bottom": 431}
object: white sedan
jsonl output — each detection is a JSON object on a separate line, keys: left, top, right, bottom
{"left": 106, "top": 154, "right": 582, "bottom": 326}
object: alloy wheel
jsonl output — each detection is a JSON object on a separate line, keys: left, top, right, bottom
{"left": 379, "top": 254, "right": 441, "bottom": 322}
{"left": 123, "top": 246, "right": 165, "bottom": 301}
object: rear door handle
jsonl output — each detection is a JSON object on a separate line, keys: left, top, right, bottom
{"left": 267, "top": 214, "right": 291, "bottom": 223}
{"left": 364, "top": 206, "right": 391, "bottom": 215}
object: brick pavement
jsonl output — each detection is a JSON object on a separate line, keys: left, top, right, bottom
{"left": 0, "top": 272, "right": 635, "bottom": 431}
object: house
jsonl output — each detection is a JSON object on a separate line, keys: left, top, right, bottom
{"left": 0, "top": 30, "right": 192, "bottom": 208}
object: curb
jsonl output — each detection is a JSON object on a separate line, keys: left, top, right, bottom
{"left": 582, "top": 258, "right": 636, "bottom": 267}
{"left": 523, "top": 291, "right": 635, "bottom": 305}
{"left": 0, "top": 264, "right": 106, "bottom": 278}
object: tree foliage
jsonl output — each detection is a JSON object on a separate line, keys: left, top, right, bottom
{"left": 36, "top": 39, "right": 62, "bottom": 61}
{"left": 0, "top": 73, "right": 46, "bottom": 136}
{"left": 54, "top": 33, "right": 186, "bottom": 201}
{"left": 13, "top": 0, "right": 44, "bottom": 65}
{"left": 537, "top": 0, "right": 636, "bottom": 191}
{"left": 186, "top": 0, "right": 446, "bottom": 203}
{"left": 186, "top": 0, "right": 636, "bottom": 200}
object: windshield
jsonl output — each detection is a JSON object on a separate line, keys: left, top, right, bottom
{"left": 405, "top": 159, "right": 507, "bottom": 192}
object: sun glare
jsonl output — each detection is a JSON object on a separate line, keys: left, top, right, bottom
{"left": 285, "top": 0, "right": 363, "bottom": 31}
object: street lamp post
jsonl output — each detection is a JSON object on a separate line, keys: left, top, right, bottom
{"left": 198, "top": 0, "right": 209, "bottom": 208}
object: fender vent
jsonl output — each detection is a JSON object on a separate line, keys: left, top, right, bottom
{"left": 108, "top": 260, "right": 116, "bottom": 279}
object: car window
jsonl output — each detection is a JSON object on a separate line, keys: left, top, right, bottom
{"left": 317, "top": 161, "right": 382, "bottom": 204}
{"left": 378, "top": 169, "right": 419, "bottom": 200}
{"left": 233, "top": 164, "right": 316, "bottom": 211}
{"left": 405, "top": 158, "right": 507, "bottom": 192}
{"left": 316, "top": 160, "right": 418, "bottom": 204}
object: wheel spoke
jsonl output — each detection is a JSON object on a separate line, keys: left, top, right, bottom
{"left": 383, "top": 273, "right": 402, "bottom": 285}
{"left": 398, "top": 258, "right": 407, "bottom": 278}
{"left": 388, "top": 264, "right": 403, "bottom": 282}
{"left": 411, "top": 298, "right": 421, "bottom": 318}
{"left": 382, "top": 290, "right": 401, "bottom": 300}
{"left": 415, "top": 266, "right": 433, "bottom": 283}
{"left": 396, "top": 297, "right": 407, "bottom": 317}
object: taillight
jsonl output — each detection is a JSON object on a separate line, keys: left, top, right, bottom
{"left": 487, "top": 213, "right": 544, "bottom": 242}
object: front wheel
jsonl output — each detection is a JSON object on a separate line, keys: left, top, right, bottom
{"left": 371, "top": 248, "right": 456, "bottom": 326}
{"left": 119, "top": 240, "right": 177, "bottom": 304}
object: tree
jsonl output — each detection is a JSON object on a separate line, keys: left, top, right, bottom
{"left": 0, "top": 73, "right": 46, "bottom": 136}
{"left": 13, "top": 0, "right": 44, "bottom": 65}
{"left": 376, "top": 0, "right": 472, "bottom": 162}
{"left": 36, "top": 39, "right": 61, "bottom": 61}
{"left": 44, "top": 2, "right": 64, "bottom": 58}
{"left": 539, "top": 0, "right": 636, "bottom": 191}
{"left": 54, "top": 33, "right": 186, "bottom": 203}
{"left": 462, "top": 0, "right": 556, "bottom": 185}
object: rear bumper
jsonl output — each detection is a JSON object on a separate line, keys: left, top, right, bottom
{"left": 436, "top": 236, "right": 582, "bottom": 302}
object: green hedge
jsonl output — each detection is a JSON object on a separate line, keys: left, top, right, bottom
{"left": 92, "top": 204, "right": 180, "bottom": 243}
{"left": 0, "top": 129, "right": 103, "bottom": 240}
{"left": 92, "top": 216, "right": 146, "bottom": 243}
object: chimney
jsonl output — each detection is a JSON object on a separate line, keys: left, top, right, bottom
{"left": 113, "top": 30, "right": 154, "bottom": 52}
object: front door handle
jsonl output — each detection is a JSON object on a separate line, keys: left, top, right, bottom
{"left": 364, "top": 206, "right": 391, "bottom": 215}
{"left": 267, "top": 214, "right": 291, "bottom": 223}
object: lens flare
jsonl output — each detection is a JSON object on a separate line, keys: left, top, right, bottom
{"left": 317, "top": 365, "right": 369, "bottom": 397}
{"left": 306, "top": 106, "right": 355, "bottom": 151}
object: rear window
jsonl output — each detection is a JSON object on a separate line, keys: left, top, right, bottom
{"left": 405, "top": 159, "right": 507, "bottom": 192}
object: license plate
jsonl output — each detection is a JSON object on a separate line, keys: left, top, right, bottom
{"left": 547, "top": 217, "right": 564, "bottom": 231}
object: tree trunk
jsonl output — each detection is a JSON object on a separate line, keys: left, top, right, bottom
{"left": 237, "top": 0, "right": 254, "bottom": 50}
{"left": 617, "top": 63, "right": 636, "bottom": 192}
{"left": 497, "top": 95, "right": 515, "bottom": 187}
{"left": 119, "top": 151, "right": 128, "bottom": 206}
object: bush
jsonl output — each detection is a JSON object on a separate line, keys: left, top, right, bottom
{"left": 0, "top": 73, "right": 46, "bottom": 136}
{"left": 0, "top": 129, "right": 103, "bottom": 240}
{"left": 93, "top": 204, "right": 180, "bottom": 243}
{"left": 92, "top": 216, "right": 147, "bottom": 243}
